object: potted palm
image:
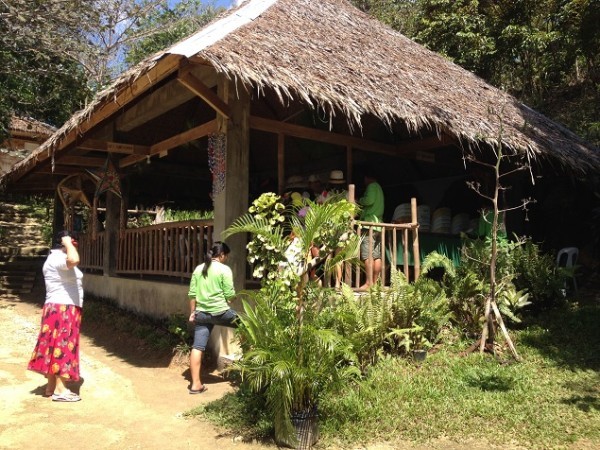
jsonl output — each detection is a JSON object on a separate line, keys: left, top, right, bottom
{"left": 223, "top": 194, "right": 361, "bottom": 448}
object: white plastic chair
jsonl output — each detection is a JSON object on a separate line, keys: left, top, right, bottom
{"left": 556, "top": 247, "right": 578, "bottom": 293}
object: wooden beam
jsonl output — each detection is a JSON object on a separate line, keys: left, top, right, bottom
{"left": 115, "top": 78, "right": 196, "bottom": 132}
{"left": 7, "top": 54, "right": 183, "bottom": 183}
{"left": 118, "top": 155, "right": 147, "bottom": 169}
{"left": 38, "top": 166, "right": 86, "bottom": 175}
{"left": 177, "top": 70, "right": 231, "bottom": 119}
{"left": 249, "top": 116, "right": 455, "bottom": 156}
{"left": 77, "top": 139, "right": 150, "bottom": 155}
{"left": 118, "top": 119, "right": 217, "bottom": 168}
{"left": 149, "top": 119, "right": 217, "bottom": 156}
{"left": 58, "top": 156, "right": 107, "bottom": 167}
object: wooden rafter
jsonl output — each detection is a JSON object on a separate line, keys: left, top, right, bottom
{"left": 77, "top": 139, "right": 150, "bottom": 155}
{"left": 118, "top": 119, "right": 218, "bottom": 168}
{"left": 177, "top": 68, "right": 231, "bottom": 119}
{"left": 249, "top": 116, "right": 455, "bottom": 156}
{"left": 57, "top": 156, "right": 107, "bottom": 167}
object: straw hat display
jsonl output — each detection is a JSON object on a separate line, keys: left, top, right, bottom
{"left": 431, "top": 207, "right": 451, "bottom": 233}
{"left": 451, "top": 213, "right": 470, "bottom": 234}
{"left": 392, "top": 203, "right": 411, "bottom": 223}
{"left": 417, "top": 205, "right": 431, "bottom": 231}
{"left": 328, "top": 170, "right": 346, "bottom": 184}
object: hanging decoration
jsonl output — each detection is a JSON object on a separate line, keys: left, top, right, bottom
{"left": 208, "top": 132, "right": 227, "bottom": 202}
{"left": 57, "top": 174, "right": 92, "bottom": 232}
{"left": 87, "top": 156, "right": 122, "bottom": 199}
{"left": 86, "top": 156, "right": 124, "bottom": 239}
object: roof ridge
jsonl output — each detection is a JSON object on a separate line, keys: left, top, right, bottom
{"left": 165, "top": 0, "right": 278, "bottom": 58}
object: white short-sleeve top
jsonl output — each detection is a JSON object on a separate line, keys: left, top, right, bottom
{"left": 43, "top": 249, "right": 84, "bottom": 307}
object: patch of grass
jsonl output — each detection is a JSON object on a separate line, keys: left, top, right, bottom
{"left": 191, "top": 303, "right": 600, "bottom": 449}
{"left": 185, "top": 388, "right": 273, "bottom": 443}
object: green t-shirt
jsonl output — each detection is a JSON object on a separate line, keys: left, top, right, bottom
{"left": 359, "top": 181, "right": 385, "bottom": 223}
{"left": 188, "top": 261, "right": 235, "bottom": 314}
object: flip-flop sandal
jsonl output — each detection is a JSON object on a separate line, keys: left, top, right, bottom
{"left": 52, "top": 391, "right": 81, "bottom": 402}
{"left": 188, "top": 386, "right": 208, "bottom": 394}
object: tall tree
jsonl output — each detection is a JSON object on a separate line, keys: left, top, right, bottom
{"left": 125, "top": 0, "right": 221, "bottom": 67}
{"left": 0, "top": 0, "right": 222, "bottom": 141}
{"left": 0, "top": 0, "right": 91, "bottom": 140}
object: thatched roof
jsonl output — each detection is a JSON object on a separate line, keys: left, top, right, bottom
{"left": 187, "top": 0, "right": 599, "bottom": 172}
{"left": 3, "top": 0, "right": 599, "bottom": 189}
{"left": 8, "top": 116, "right": 55, "bottom": 140}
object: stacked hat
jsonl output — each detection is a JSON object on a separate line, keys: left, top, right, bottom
{"left": 328, "top": 170, "right": 345, "bottom": 184}
{"left": 392, "top": 203, "right": 411, "bottom": 223}
{"left": 431, "top": 207, "right": 452, "bottom": 233}
{"left": 451, "top": 213, "right": 470, "bottom": 234}
{"left": 417, "top": 205, "right": 431, "bottom": 231}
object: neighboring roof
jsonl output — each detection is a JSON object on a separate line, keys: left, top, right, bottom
{"left": 8, "top": 116, "right": 55, "bottom": 140}
{"left": 2, "top": 0, "right": 599, "bottom": 189}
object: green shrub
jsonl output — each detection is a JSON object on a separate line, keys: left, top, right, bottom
{"left": 510, "top": 238, "right": 566, "bottom": 308}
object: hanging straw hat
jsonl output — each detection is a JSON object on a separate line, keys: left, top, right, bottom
{"left": 307, "top": 174, "right": 321, "bottom": 184}
{"left": 328, "top": 170, "right": 346, "bottom": 184}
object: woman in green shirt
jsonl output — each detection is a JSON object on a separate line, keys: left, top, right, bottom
{"left": 187, "top": 241, "right": 238, "bottom": 394}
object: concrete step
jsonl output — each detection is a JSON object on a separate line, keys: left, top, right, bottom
{"left": 0, "top": 246, "right": 49, "bottom": 258}
{"left": 0, "top": 273, "right": 36, "bottom": 282}
{"left": 0, "top": 287, "right": 34, "bottom": 295}
{"left": 1, "top": 279, "right": 34, "bottom": 289}
{"left": 0, "top": 262, "right": 45, "bottom": 273}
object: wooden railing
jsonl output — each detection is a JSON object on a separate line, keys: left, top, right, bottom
{"left": 326, "top": 220, "right": 420, "bottom": 289}
{"left": 79, "top": 220, "right": 214, "bottom": 279}
{"left": 78, "top": 203, "right": 423, "bottom": 287}
{"left": 79, "top": 231, "right": 105, "bottom": 271}
{"left": 117, "top": 220, "right": 214, "bottom": 279}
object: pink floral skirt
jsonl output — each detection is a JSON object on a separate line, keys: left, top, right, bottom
{"left": 28, "top": 303, "right": 82, "bottom": 381}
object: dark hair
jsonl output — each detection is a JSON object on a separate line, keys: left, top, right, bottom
{"left": 53, "top": 230, "right": 70, "bottom": 249}
{"left": 202, "top": 241, "right": 231, "bottom": 277}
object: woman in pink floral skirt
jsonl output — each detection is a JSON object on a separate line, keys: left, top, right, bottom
{"left": 28, "top": 230, "right": 83, "bottom": 402}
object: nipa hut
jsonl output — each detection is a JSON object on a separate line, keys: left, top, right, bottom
{"left": 1, "top": 0, "right": 599, "bottom": 356}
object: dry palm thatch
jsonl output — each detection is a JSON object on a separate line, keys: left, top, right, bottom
{"left": 2, "top": 0, "right": 599, "bottom": 190}
{"left": 8, "top": 117, "right": 56, "bottom": 139}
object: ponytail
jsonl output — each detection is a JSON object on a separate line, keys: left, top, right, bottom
{"left": 201, "top": 241, "right": 231, "bottom": 278}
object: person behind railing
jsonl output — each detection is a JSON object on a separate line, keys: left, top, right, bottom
{"left": 318, "top": 170, "right": 348, "bottom": 287}
{"left": 358, "top": 166, "right": 385, "bottom": 290}
{"left": 187, "top": 241, "right": 238, "bottom": 394}
{"left": 317, "top": 169, "right": 347, "bottom": 204}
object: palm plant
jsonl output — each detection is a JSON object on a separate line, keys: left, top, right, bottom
{"left": 223, "top": 193, "right": 362, "bottom": 448}
{"left": 232, "top": 288, "right": 360, "bottom": 448}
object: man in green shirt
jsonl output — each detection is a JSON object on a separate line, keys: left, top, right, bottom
{"left": 359, "top": 167, "right": 385, "bottom": 290}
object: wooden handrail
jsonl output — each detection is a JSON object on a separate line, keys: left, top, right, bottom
{"left": 79, "top": 220, "right": 214, "bottom": 280}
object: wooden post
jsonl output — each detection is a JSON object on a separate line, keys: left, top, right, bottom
{"left": 211, "top": 75, "right": 250, "bottom": 362}
{"left": 346, "top": 146, "right": 353, "bottom": 184}
{"left": 103, "top": 191, "right": 120, "bottom": 276}
{"left": 411, "top": 197, "right": 420, "bottom": 280}
{"left": 278, "top": 133, "right": 285, "bottom": 194}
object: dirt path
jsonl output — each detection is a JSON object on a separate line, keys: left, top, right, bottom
{"left": 3, "top": 278, "right": 598, "bottom": 450}
{"left": 0, "top": 292, "right": 266, "bottom": 450}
